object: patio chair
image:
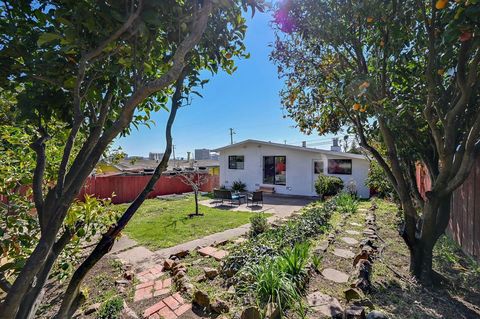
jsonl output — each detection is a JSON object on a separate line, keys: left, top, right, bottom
{"left": 247, "top": 191, "right": 263, "bottom": 208}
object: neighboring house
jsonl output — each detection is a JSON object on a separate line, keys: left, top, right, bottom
{"left": 214, "top": 139, "right": 370, "bottom": 198}
{"left": 112, "top": 158, "right": 220, "bottom": 175}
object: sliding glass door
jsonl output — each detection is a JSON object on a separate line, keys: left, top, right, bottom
{"left": 263, "top": 156, "right": 286, "bottom": 185}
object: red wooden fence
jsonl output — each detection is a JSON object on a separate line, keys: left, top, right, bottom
{"left": 416, "top": 158, "right": 480, "bottom": 262}
{"left": 77, "top": 173, "right": 219, "bottom": 204}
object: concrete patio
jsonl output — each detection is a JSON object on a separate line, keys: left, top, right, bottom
{"left": 199, "top": 193, "right": 316, "bottom": 219}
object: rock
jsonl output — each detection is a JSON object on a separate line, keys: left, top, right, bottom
{"left": 265, "top": 302, "right": 280, "bottom": 319}
{"left": 322, "top": 268, "right": 350, "bottom": 283}
{"left": 123, "top": 270, "right": 135, "bottom": 281}
{"left": 195, "top": 274, "right": 207, "bottom": 283}
{"left": 227, "top": 286, "right": 236, "bottom": 294}
{"left": 342, "top": 237, "right": 360, "bottom": 245}
{"left": 115, "top": 279, "right": 130, "bottom": 286}
{"left": 240, "top": 306, "right": 261, "bottom": 319}
{"left": 366, "top": 310, "right": 388, "bottom": 319}
{"left": 307, "top": 292, "right": 343, "bottom": 318}
{"left": 344, "top": 288, "right": 364, "bottom": 302}
{"left": 121, "top": 300, "right": 139, "bottom": 319}
{"left": 193, "top": 290, "right": 210, "bottom": 308}
{"left": 344, "top": 305, "right": 366, "bottom": 319}
{"left": 172, "top": 249, "right": 190, "bottom": 259}
{"left": 175, "top": 270, "right": 186, "bottom": 279}
{"left": 333, "top": 248, "right": 355, "bottom": 259}
{"left": 210, "top": 299, "right": 230, "bottom": 314}
{"left": 183, "top": 282, "right": 194, "bottom": 293}
{"left": 84, "top": 303, "right": 101, "bottom": 315}
{"left": 353, "top": 251, "right": 370, "bottom": 267}
{"left": 203, "top": 267, "right": 219, "bottom": 279}
{"left": 315, "top": 241, "right": 329, "bottom": 254}
{"left": 163, "top": 259, "right": 175, "bottom": 270}
{"left": 345, "top": 230, "right": 361, "bottom": 235}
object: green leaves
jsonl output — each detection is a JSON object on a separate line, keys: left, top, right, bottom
{"left": 37, "top": 33, "right": 62, "bottom": 46}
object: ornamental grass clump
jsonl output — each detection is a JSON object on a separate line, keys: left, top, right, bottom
{"left": 237, "top": 242, "right": 310, "bottom": 317}
{"left": 335, "top": 192, "right": 359, "bottom": 215}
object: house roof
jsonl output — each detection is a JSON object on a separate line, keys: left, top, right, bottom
{"left": 213, "top": 139, "right": 368, "bottom": 160}
{"left": 113, "top": 158, "right": 219, "bottom": 173}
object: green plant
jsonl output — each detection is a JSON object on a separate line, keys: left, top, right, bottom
{"left": 314, "top": 174, "right": 344, "bottom": 198}
{"left": 97, "top": 296, "right": 123, "bottom": 319}
{"left": 311, "top": 254, "right": 322, "bottom": 271}
{"left": 223, "top": 200, "right": 332, "bottom": 276}
{"left": 231, "top": 180, "right": 247, "bottom": 192}
{"left": 250, "top": 213, "right": 269, "bottom": 237}
{"left": 366, "top": 161, "right": 396, "bottom": 199}
{"left": 334, "top": 193, "right": 359, "bottom": 215}
{"left": 241, "top": 259, "right": 301, "bottom": 315}
{"left": 277, "top": 242, "right": 310, "bottom": 289}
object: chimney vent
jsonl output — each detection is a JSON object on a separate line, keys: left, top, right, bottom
{"left": 302, "top": 141, "right": 307, "bottom": 147}
{"left": 330, "top": 138, "right": 342, "bottom": 152}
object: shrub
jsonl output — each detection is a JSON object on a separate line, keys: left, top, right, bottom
{"left": 97, "top": 296, "right": 123, "bottom": 319}
{"left": 314, "top": 174, "right": 344, "bottom": 198}
{"left": 366, "top": 161, "right": 396, "bottom": 199}
{"left": 311, "top": 254, "right": 322, "bottom": 271}
{"left": 250, "top": 213, "right": 269, "bottom": 237}
{"left": 335, "top": 192, "right": 359, "bottom": 215}
{"left": 231, "top": 180, "right": 247, "bottom": 192}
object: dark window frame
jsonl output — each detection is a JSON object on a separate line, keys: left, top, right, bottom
{"left": 263, "top": 155, "right": 286, "bottom": 185}
{"left": 314, "top": 160, "right": 324, "bottom": 174}
{"left": 327, "top": 159, "right": 352, "bottom": 175}
{"left": 228, "top": 155, "right": 244, "bottom": 170}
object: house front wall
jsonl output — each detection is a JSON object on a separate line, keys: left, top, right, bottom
{"left": 218, "top": 143, "right": 370, "bottom": 198}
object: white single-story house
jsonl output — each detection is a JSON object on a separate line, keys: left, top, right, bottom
{"left": 213, "top": 139, "right": 371, "bottom": 198}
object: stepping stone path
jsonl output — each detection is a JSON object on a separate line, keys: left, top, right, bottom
{"left": 349, "top": 222, "right": 362, "bottom": 227}
{"left": 137, "top": 265, "right": 165, "bottom": 283}
{"left": 332, "top": 248, "right": 355, "bottom": 259}
{"left": 321, "top": 268, "right": 349, "bottom": 283}
{"left": 143, "top": 292, "right": 192, "bottom": 319}
{"left": 345, "top": 230, "right": 360, "bottom": 235}
{"left": 134, "top": 277, "right": 172, "bottom": 302}
{"left": 198, "top": 246, "right": 228, "bottom": 261}
{"left": 341, "top": 237, "right": 359, "bottom": 245}
{"left": 307, "top": 291, "right": 343, "bottom": 317}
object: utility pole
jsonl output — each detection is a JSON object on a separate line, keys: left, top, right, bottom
{"left": 229, "top": 128, "right": 236, "bottom": 145}
{"left": 172, "top": 144, "right": 176, "bottom": 167}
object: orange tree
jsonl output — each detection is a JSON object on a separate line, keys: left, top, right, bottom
{"left": 0, "top": 0, "right": 263, "bottom": 318}
{"left": 271, "top": 0, "right": 480, "bottom": 284}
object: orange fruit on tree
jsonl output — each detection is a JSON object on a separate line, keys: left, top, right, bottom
{"left": 435, "top": 0, "right": 448, "bottom": 9}
{"left": 367, "top": 17, "right": 374, "bottom": 23}
{"left": 225, "top": 53, "right": 232, "bottom": 59}
{"left": 437, "top": 69, "right": 445, "bottom": 75}
{"left": 353, "top": 103, "right": 361, "bottom": 111}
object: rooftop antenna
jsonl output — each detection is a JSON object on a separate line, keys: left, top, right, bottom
{"left": 229, "top": 128, "right": 236, "bottom": 145}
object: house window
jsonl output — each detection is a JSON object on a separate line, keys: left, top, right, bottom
{"left": 228, "top": 155, "right": 244, "bottom": 169}
{"left": 263, "top": 156, "right": 286, "bottom": 185}
{"left": 328, "top": 159, "right": 352, "bottom": 175}
{"left": 314, "top": 160, "right": 324, "bottom": 174}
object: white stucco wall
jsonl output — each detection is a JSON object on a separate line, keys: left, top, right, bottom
{"left": 218, "top": 143, "right": 370, "bottom": 198}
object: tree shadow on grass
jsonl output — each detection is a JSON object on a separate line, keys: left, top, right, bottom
{"left": 370, "top": 278, "right": 480, "bottom": 319}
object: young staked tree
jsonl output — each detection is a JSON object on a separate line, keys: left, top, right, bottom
{"left": 271, "top": 0, "right": 480, "bottom": 284}
{"left": 0, "top": 0, "right": 263, "bottom": 318}
{"left": 177, "top": 170, "right": 211, "bottom": 217}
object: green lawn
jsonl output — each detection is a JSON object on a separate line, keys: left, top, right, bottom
{"left": 120, "top": 195, "right": 264, "bottom": 250}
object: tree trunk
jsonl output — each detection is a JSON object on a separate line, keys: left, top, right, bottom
{"left": 194, "top": 190, "right": 199, "bottom": 215}
{"left": 403, "top": 194, "right": 451, "bottom": 285}
{"left": 55, "top": 73, "right": 184, "bottom": 319}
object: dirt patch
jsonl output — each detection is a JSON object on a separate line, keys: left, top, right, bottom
{"left": 308, "top": 199, "right": 480, "bottom": 319}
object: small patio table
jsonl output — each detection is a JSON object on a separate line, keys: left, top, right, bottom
{"left": 231, "top": 193, "right": 246, "bottom": 205}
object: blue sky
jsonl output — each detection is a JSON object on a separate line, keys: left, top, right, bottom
{"left": 114, "top": 10, "right": 335, "bottom": 158}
